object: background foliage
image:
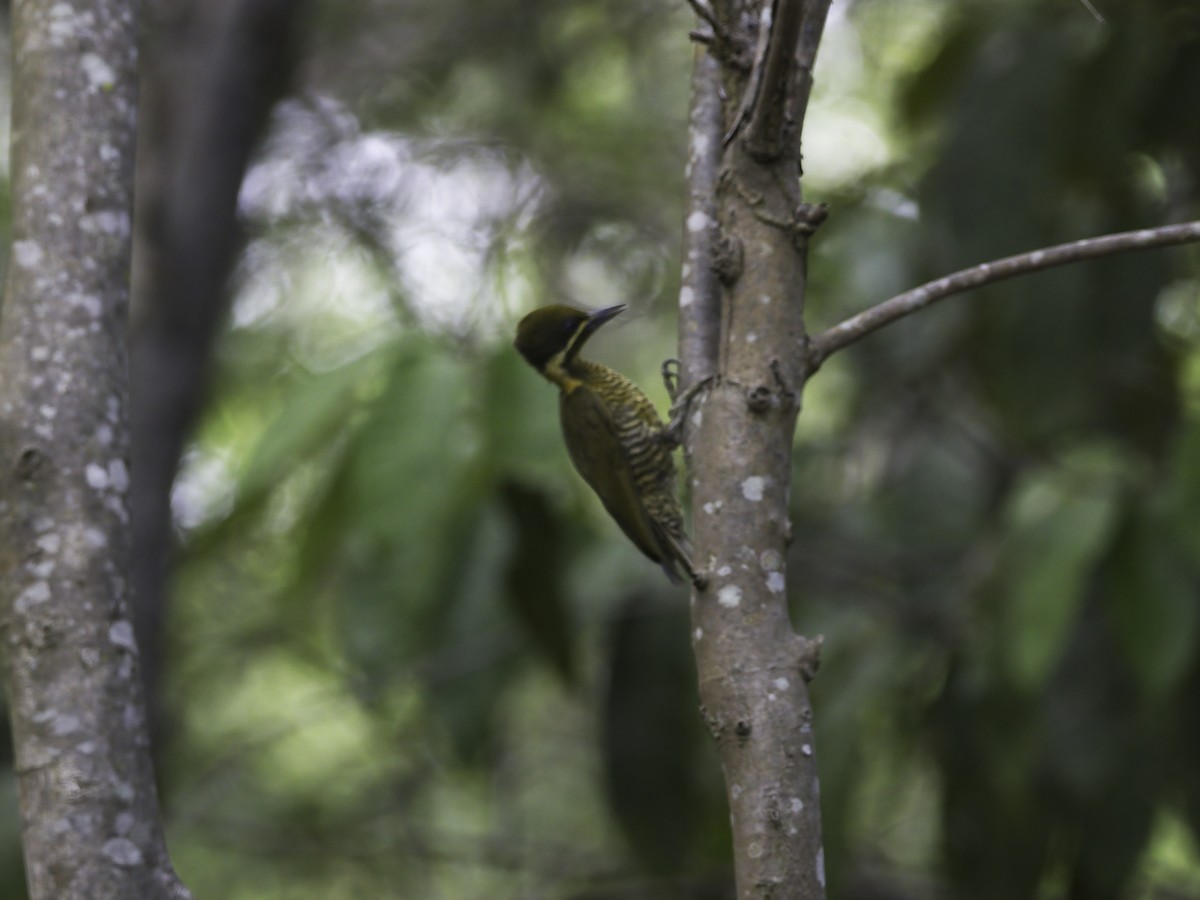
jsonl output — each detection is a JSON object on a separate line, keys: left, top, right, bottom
{"left": 0, "top": 0, "right": 1198, "bottom": 897}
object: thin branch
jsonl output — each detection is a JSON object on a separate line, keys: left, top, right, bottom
{"left": 809, "top": 220, "right": 1200, "bottom": 364}
{"left": 743, "top": 0, "right": 805, "bottom": 160}
{"left": 1077, "top": 0, "right": 1106, "bottom": 25}
{"left": 685, "top": 0, "right": 730, "bottom": 45}
{"left": 723, "top": 0, "right": 775, "bottom": 147}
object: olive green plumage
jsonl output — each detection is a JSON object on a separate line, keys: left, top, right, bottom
{"left": 514, "top": 304, "right": 696, "bottom": 585}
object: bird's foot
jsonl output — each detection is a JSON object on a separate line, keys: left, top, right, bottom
{"left": 661, "top": 371, "right": 716, "bottom": 449}
{"left": 661, "top": 358, "right": 682, "bottom": 401}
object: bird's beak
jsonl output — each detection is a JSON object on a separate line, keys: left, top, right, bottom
{"left": 582, "top": 304, "right": 626, "bottom": 338}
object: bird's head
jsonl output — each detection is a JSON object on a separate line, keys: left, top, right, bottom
{"left": 513, "top": 304, "right": 625, "bottom": 376}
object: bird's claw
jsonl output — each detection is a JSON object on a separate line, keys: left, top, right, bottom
{"left": 661, "top": 373, "right": 715, "bottom": 449}
{"left": 662, "top": 358, "right": 682, "bottom": 401}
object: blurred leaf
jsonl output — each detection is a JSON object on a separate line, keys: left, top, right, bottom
{"left": 602, "top": 594, "right": 696, "bottom": 875}
{"left": 336, "top": 340, "right": 489, "bottom": 678}
{"left": 477, "top": 345, "right": 562, "bottom": 481}
{"left": 999, "top": 461, "right": 1121, "bottom": 691}
{"left": 424, "top": 500, "right": 523, "bottom": 763}
{"left": 187, "top": 350, "right": 381, "bottom": 557}
{"left": 1167, "top": 417, "right": 1200, "bottom": 557}
{"left": 501, "top": 481, "right": 575, "bottom": 682}
{"left": 1102, "top": 507, "right": 1200, "bottom": 694}
{"left": 934, "top": 659, "right": 1051, "bottom": 900}
{"left": 240, "top": 350, "right": 380, "bottom": 502}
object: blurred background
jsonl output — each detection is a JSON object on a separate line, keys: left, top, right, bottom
{"left": 1, "top": 0, "right": 1200, "bottom": 897}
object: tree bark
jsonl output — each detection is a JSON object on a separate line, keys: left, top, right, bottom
{"left": 680, "top": 1, "right": 831, "bottom": 897}
{"left": 0, "top": 1, "right": 190, "bottom": 897}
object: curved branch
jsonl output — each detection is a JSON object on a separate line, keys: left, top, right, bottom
{"left": 809, "top": 220, "right": 1200, "bottom": 364}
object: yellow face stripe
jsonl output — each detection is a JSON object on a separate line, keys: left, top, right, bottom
{"left": 541, "top": 318, "right": 595, "bottom": 392}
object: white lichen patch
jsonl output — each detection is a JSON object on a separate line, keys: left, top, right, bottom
{"left": 686, "top": 211, "right": 711, "bottom": 233}
{"left": 693, "top": 628, "right": 703, "bottom": 642}
{"left": 84, "top": 528, "right": 108, "bottom": 548}
{"left": 790, "top": 797, "right": 804, "bottom": 813}
{"left": 16, "top": 581, "right": 51, "bottom": 612}
{"left": 767, "top": 692, "right": 777, "bottom": 702}
{"left": 51, "top": 714, "right": 80, "bottom": 736}
{"left": 114, "top": 811, "right": 135, "bottom": 836}
{"left": 746, "top": 332, "right": 758, "bottom": 344}
{"left": 81, "top": 211, "right": 130, "bottom": 237}
{"left": 104, "top": 495, "right": 130, "bottom": 524}
{"left": 760, "top": 549, "right": 783, "bottom": 571}
{"left": 108, "top": 620, "right": 137, "bottom": 652}
{"left": 717, "top": 585, "right": 742, "bottom": 608}
{"left": 801, "top": 743, "right": 813, "bottom": 757}
{"left": 85, "top": 463, "right": 109, "bottom": 489}
{"left": 80, "top": 53, "right": 116, "bottom": 90}
{"left": 691, "top": 408, "right": 703, "bottom": 427}
{"left": 773, "top": 677, "right": 790, "bottom": 691}
{"left": 817, "top": 848, "right": 826, "bottom": 887}
{"left": 766, "top": 571, "right": 785, "bottom": 594}
{"left": 107, "top": 459, "right": 129, "bottom": 492}
{"left": 100, "top": 144, "right": 119, "bottom": 162}
{"left": 716, "top": 565, "right": 732, "bottom": 577}
{"left": 679, "top": 285, "right": 695, "bottom": 307}
{"left": 730, "top": 783, "right": 743, "bottom": 799}
{"left": 95, "top": 423, "right": 113, "bottom": 446}
{"left": 13, "top": 240, "right": 43, "bottom": 268}
{"left": 102, "top": 837, "right": 143, "bottom": 868}
{"left": 69, "top": 293, "right": 103, "bottom": 317}
{"left": 741, "top": 476, "right": 766, "bottom": 501}
{"left": 37, "top": 533, "right": 62, "bottom": 554}
{"left": 39, "top": 404, "right": 57, "bottom": 419}
{"left": 747, "top": 841, "right": 764, "bottom": 859}
{"left": 31, "top": 346, "right": 50, "bottom": 361}
{"left": 760, "top": 294, "right": 771, "bottom": 304}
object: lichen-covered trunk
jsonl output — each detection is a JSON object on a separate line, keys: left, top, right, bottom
{"left": 678, "top": 2, "right": 831, "bottom": 897}
{"left": 0, "top": 1, "right": 190, "bottom": 897}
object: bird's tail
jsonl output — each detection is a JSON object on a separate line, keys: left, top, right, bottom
{"left": 662, "top": 531, "right": 702, "bottom": 588}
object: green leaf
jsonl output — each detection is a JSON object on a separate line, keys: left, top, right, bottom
{"left": 240, "top": 350, "right": 382, "bottom": 503}
{"left": 501, "top": 481, "right": 575, "bottom": 682}
{"left": 999, "top": 465, "right": 1121, "bottom": 691}
{"left": 1167, "top": 416, "right": 1200, "bottom": 558}
{"left": 1103, "top": 509, "right": 1200, "bottom": 694}
{"left": 602, "top": 594, "right": 697, "bottom": 875}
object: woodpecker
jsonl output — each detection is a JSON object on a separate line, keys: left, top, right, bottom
{"left": 514, "top": 304, "right": 699, "bottom": 586}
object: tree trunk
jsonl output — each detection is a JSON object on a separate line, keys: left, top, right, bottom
{"left": 680, "top": 1, "right": 831, "bottom": 896}
{"left": 0, "top": 0, "right": 190, "bottom": 896}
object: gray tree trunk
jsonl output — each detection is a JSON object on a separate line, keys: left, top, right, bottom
{"left": 679, "top": 1, "right": 832, "bottom": 896}
{"left": 0, "top": 0, "right": 190, "bottom": 896}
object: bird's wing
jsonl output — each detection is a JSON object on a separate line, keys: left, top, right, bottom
{"left": 559, "top": 386, "right": 670, "bottom": 568}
